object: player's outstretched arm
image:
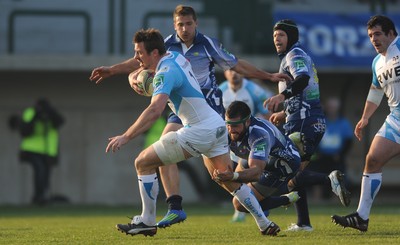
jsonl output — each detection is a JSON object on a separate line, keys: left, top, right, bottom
{"left": 89, "top": 58, "right": 140, "bottom": 84}
{"left": 105, "top": 94, "right": 168, "bottom": 153}
{"left": 232, "top": 59, "right": 291, "bottom": 82}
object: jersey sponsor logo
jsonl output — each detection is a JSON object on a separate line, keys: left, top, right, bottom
{"left": 293, "top": 58, "right": 308, "bottom": 73}
{"left": 306, "top": 90, "right": 320, "bottom": 100}
{"left": 294, "top": 59, "right": 306, "bottom": 69}
{"left": 253, "top": 142, "right": 266, "bottom": 157}
{"left": 153, "top": 75, "right": 164, "bottom": 88}
{"left": 377, "top": 64, "right": 400, "bottom": 84}
{"left": 153, "top": 74, "right": 165, "bottom": 93}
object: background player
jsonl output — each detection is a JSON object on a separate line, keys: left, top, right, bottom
{"left": 265, "top": 19, "right": 350, "bottom": 231}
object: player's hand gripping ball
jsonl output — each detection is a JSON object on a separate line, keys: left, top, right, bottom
{"left": 130, "top": 69, "right": 154, "bottom": 97}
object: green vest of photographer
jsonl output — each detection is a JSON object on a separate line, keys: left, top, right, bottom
{"left": 20, "top": 107, "right": 59, "bottom": 157}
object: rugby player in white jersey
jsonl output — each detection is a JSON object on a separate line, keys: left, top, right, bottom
{"left": 90, "top": 5, "right": 290, "bottom": 228}
{"left": 332, "top": 15, "right": 400, "bottom": 232}
{"left": 106, "top": 28, "right": 281, "bottom": 237}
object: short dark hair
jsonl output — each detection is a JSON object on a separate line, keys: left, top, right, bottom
{"left": 367, "top": 15, "right": 398, "bottom": 36}
{"left": 226, "top": 101, "right": 251, "bottom": 120}
{"left": 173, "top": 5, "right": 197, "bottom": 21}
{"left": 133, "top": 28, "right": 166, "bottom": 55}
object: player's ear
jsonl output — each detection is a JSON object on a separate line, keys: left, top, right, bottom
{"left": 388, "top": 29, "right": 396, "bottom": 38}
{"left": 245, "top": 118, "right": 251, "bottom": 127}
{"left": 151, "top": 49, "right": 159, "bottom": 57}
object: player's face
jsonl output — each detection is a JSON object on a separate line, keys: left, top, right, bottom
{"left": 273, "top": 30, "right": 288, "bottom": 54}
{"left": 368, "top": 25, "right": 395, "bottom": 55}
{"left": 174, "top": 15, "right": 197, "bottom": 46}
{"left": 225, "top": 70, "right": 243, "bottom": 88}
{"left": 134, "top": 42, "right": 154, "bottom": 69}
{"left": 226, "top": 116, "right": 247, "bottom": 142}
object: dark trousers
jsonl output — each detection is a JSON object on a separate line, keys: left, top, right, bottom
{"left": 20, "top": 152, "right": 51, "bottom": 204}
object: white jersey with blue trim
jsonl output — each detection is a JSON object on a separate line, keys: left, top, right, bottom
{"left": 164, "top": 31, "right": 238, "bottom": 90}
{"left": 152, "top": 51, "right": 224, "bottom": 127}
{"left": 219, "top": 79, "right": 272, "bottom": 116}
{"left": 371, "top": 36, "right": 400, "bottom": 111}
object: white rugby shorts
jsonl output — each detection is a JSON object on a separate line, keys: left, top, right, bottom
{"left": 153, "top": 123, "right": 229, "bottom": 165}
{"left": 376, "top": 110, "right": 400, "bottom": 144}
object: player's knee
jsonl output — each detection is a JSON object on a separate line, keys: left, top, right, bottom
{"left": 134, "top": 150, "right": 151, "bottom": 172}
{"left": 134, "top": 153, "right": 144, "bottom": 171}
{"left": 365, "top": 153, "right": 383, "bottom": 172}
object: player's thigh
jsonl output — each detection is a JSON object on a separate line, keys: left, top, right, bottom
{"left": 250, "top": 175, "right": 282, "bottom": 199}
{"left": 366, "top": 136, "right": 400, "bottom": 172}
{"left": 159, "top": 123, "right": 182, "bottom": 171}
{"left": 152, "top": 131, "right": 192, "bottom": 165}
{"left": 135, "top": 145, "right": 164, "bottom": 173}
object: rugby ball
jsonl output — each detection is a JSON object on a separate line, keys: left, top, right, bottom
{"left": 134, "top": 69, "right": 155, "bottom": 97}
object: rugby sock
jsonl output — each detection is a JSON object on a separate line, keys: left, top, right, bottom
{"left": 138, "top": 173, "right": 159, "bottom": 226}
{"left": 294, "top": 188, "right": 311, "bottom": 226}
{"left": 357, "top": 172, "right": 382, "bottom": 220}
{"left": 291, "top": 170, "right": 329, "bottom": 187}
{"left": 166, "top": 195, "right": 183, "bottom": 210}
{"left": 232, "top": 184, "right": 271, "bottom": 230}
{"left": 259, "top": 196, "right": 289, "bottom": 210}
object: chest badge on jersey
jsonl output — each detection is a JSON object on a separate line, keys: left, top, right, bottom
{"left": 253, "top": 143, "right": 266, "bottom": 157}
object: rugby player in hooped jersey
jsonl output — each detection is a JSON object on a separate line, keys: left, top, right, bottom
{"left": 107, "top": 28, "right": 281, "bottom": 237}
{"left": 332, "top": 15, "right": 400, "bottom": 232}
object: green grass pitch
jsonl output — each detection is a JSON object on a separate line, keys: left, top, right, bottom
{"left": 1, "top": 203, "right": 400, "bottom": 244}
